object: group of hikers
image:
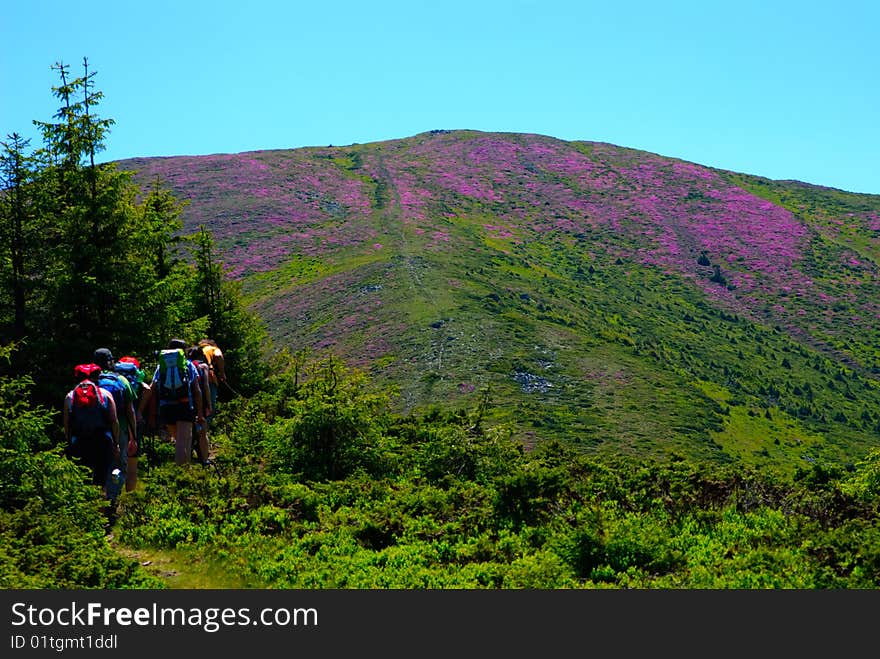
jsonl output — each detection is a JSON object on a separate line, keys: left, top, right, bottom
{"left": 62, "top": 338, "right": 227, "bottom": 507}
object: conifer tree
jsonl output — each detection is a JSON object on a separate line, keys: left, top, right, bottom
{"left": 0, "top": 134, "right": 36, "bottom": 340}
{"left": 140, "top": 176, "right": 185, "bottom": 280}
{"left": 32, "top": 59, "right": 126, "bottom": 352}
{"left": 189, "top": 224, "right": 269, "bottom": 395}
{"left": 125, "top": 176, "right": 195, "bottom": 353}
{"left": 192, "top": 224, "right": 223, "bottom": 339}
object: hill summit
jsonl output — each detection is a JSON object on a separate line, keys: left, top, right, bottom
{"left": 118, "top": 130, "right": 880, "bottom": 472}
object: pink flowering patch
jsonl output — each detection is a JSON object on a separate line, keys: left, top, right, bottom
{"left": 118, "top": 130, "right": 880, "bottom": 347}
{"left": 122, "top": 148, "right": 375, "bottom": 276}
{"left": 483, "top": 224, "right": 516, "bottom": 239}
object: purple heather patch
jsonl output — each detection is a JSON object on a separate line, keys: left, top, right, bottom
{"left": 483, "top": 224, "right": 517, "bottom": 240}
{"left": 121, "top": 132, "right": 880, "bottom": 342}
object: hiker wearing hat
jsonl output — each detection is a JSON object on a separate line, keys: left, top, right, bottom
{"left": 63, "top": 363, "right": 120, "bottom": 498}
{"left": 93, "top": 348, "right": 138, "bottom": 499}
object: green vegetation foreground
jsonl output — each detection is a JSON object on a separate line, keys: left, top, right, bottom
{"left": 4, "top": 350, "right": 879, "bottom": 589}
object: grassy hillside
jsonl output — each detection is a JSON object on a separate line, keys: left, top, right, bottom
{"left": 118, "top": 131, "right": 880, "bottom": 473}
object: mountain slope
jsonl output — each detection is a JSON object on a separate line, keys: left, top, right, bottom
{"left": 117, "top": 130, "right": 880, "bottom": 472}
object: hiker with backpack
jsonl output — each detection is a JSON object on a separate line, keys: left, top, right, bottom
{"left": 187, "top": 345, "right": 213, "bottom": 465}
{"left": 149, "top": 338, "right": 205, "bottom": 466}
{"left": 113, "top": 355, "right": 150, "bottom": 491}
{"left": 198, "top": 338, "right": 226, "bottom": 423}
{"left": 63, "top": 363, "right": 120, "bottom": 499}
{"left": 93, "top": 348, "right": 138, "bottom": 500}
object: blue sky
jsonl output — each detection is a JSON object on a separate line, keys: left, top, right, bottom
{"left": 3, "top": 1, "right": 878, "bottom": 194}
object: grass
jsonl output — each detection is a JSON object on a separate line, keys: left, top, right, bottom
{"left": 111, "top": 545, "right": 263, "bottom": 589}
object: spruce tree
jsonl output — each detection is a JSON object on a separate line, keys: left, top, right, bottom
{"left": 189, "top": 224, "right": 269, "bottom": 395}
{"left": 0, "top": 134, "right": 36, "bottom": 340}
{"left": 32, "top": 59, "right": 124, "bottom": 353}
{"left": 132, "top": 177, "right": 194, "bottom": 353}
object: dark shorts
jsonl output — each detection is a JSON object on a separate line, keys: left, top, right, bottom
{"left": 68, "top": 433, "right": 113, "bottom": 487}
{"left": 159, "top": 402, "right": 195, "bottom": 426}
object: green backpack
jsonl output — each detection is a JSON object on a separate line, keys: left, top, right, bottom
{"left": 157, "top": 348, "right": 191, "bottom": 405}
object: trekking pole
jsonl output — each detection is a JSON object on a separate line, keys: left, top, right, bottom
{"left": 222, "top": 380, "right": 244, "bottom": 398}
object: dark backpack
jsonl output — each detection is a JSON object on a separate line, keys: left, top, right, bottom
{"left": 97, "top": 371, "right": 131, "bottom": 421}
{"left": 113, "top": 361, "right": 143, "bottom": 399}
{"left": 156, "top": 348, "right": 192, "bottom": 407}
{"left": 68, "top": 380, "right": 113, "bottom": 441}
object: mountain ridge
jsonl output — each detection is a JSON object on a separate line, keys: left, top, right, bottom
{"left": 116, "top": 130, "right": 880, "bottom": 472}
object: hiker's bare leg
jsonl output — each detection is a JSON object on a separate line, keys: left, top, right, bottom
{"left": 126, "top": 457, "right": 138, "bottom": 491}
{"left": 198, "top": 424, "right": 211, "bottom": 462}
{"left": 175, "top": 420, "right": 193, "bottom": 465}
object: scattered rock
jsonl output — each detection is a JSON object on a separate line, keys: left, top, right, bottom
{"left": 513, "top": 371, "right": 552, "bottom": 394}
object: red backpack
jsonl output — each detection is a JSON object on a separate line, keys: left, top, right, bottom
{"left": 68, "top": 365, "right": 113, "bottom": 440}
{"left": 73, "top": 362, "right": 102, "bottom": 381}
